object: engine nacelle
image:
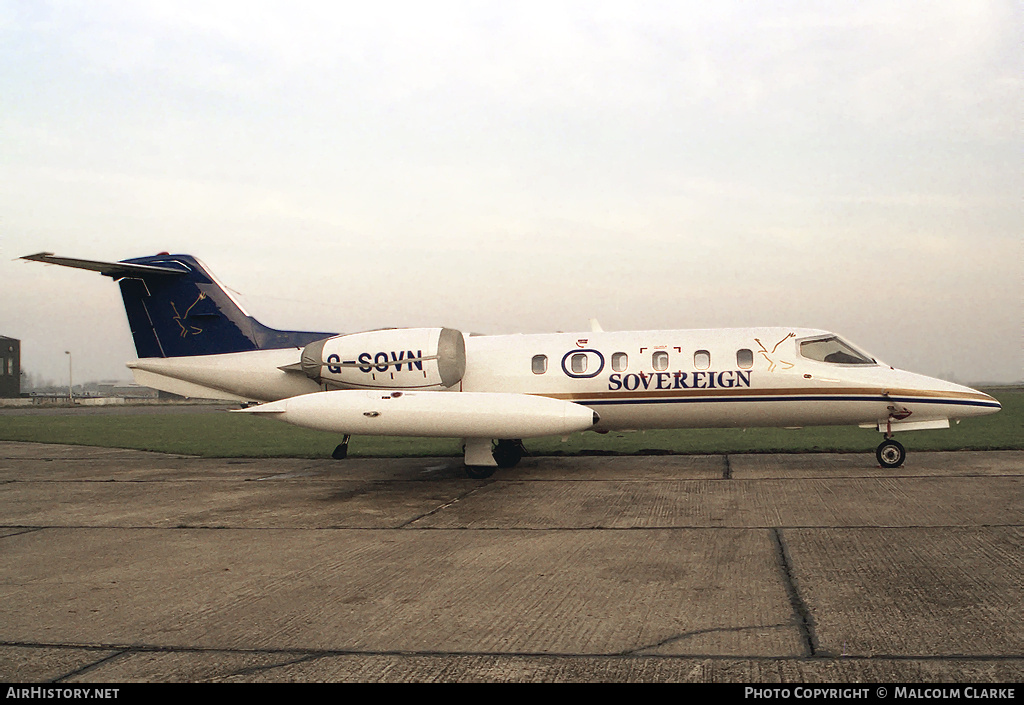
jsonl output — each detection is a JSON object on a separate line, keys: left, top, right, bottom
{"left": 301, "top": 328, "right": 466, "bottom": 390}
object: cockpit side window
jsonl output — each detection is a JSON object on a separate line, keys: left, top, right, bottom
{"left": 799, "top": 337, "right": 875, "bottom": 365}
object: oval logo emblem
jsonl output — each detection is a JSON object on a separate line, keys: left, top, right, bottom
{"left": 561, "top": 349, "right": 605, "bottom": 379}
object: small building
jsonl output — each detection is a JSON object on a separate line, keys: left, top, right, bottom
{"left": 0, "top": 336, "right": 20, "bottom": 398}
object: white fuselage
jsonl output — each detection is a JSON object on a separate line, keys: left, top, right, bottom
{"left": 457, "top": 327, "right": 998, "bottom": 432}
{"left": 128, "top": 326, "right": 1000, "bottom": 433}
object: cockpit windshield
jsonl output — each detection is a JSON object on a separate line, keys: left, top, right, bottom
{"left": 799, "top": 336, "right": 876, "bottom": 365}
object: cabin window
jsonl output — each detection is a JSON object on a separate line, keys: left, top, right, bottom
{"left": 799, "top": 337, "right": 875, "bottom": 365}
{"left": 570, "top": 353, "right": 587, "bottom": 374}
{"left": 737, "top": 348, "right": 753, "bottom": 369}
{"left": 694, "top": 350, "right": 711, "bottom": 370}
{"left": 612, "top": 352, "right": 628, "bottom": 372}
{"left": 531, "top": 354, "right": 548, "bottom": 374}
{"left": 652, "top": 350, "right": 669, "bottom": 371}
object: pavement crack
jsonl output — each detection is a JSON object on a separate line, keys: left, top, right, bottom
{"left": 217, "top": 652, "right": 323, "bottom": 680}
{"left": 399, "top": 484, "right": 491, "bottom": 528}
{"left": 772, "top": 527, "right": 819, "bottom": 657}
{"left": 624, "top": 623, "right": 791, "bottom": 655}
{"left": 1, "top": 527, "right": 45, "bottom": 539}
{"left": 53, "top": 648, "right": 131, "bottom": 683}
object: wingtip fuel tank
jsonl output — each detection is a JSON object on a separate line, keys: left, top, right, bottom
{"left": 236, "top": 390, "right": 599, "bottom": 439}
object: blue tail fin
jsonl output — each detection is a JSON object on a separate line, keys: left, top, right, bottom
{"left": 23, "top": 252, "right": 335, "bottom": 358}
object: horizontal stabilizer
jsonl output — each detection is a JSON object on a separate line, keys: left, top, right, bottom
{"left": 23, "top": 251, "right": 336, "bottom": 359}
{"left": 21, "top": 252, "right": 186, "bottom": 278}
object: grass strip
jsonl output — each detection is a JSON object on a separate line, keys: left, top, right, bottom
{"left": 1, "top": 389, "right": 1019, "bottom": 458}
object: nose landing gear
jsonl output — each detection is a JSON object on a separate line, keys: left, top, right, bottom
{"left": 876, "top": 403, "right": 909, "bottom": 468}
{"left": 876, "top": 438, "right": 906, "bottom": 468}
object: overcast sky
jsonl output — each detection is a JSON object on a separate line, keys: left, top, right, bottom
{"left": 2, "top": 0, "right": 1021, "bottom": 386}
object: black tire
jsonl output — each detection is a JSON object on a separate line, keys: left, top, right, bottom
{"left": 876, "top": 439, "right": 906, "bottom": 468}
{"left": 465, "top": 466, "right": 496, "bottom": 479}
{"left": 331, "top": 443, "right": 349, "bottom": 460}
{"left": 492, "top": 439, "right": 525, "bottom": 469}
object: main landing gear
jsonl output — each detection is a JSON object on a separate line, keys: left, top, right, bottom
{"left": 332, "top": 435, "right": 351, "bottom": 460}
{"left": 876, "top": 438, "right": 906, "bottom": 469}
{"left": 463, "top": 439, "right": 526, "bottom": 479}
{"left": 465, "top": 465, "right": 496, "bottom": 480}
{"left": 492, "top": 439, "right": 526, "bottom": 469}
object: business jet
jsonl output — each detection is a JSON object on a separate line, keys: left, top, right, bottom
{"left": 22, "top": 252, "right": 1001, "bottom": 477}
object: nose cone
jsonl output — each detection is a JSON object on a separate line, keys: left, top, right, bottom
{"left": 942, "top": 380, "right": 1001, "bottom": 417}
{"left": 897, "top": 371, "right": 1001, "bottom": 419}
{"left": 974, "top": 389, "right": 1001, "bottom": 415}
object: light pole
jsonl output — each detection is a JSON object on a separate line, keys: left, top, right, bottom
{"left": 65, "top": 350, "right": 73, "bottom": 403}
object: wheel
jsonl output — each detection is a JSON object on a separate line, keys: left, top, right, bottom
{"left": 492, "top": 439, "right": 526, "bottom": 469}
{"left": 465, "top": 466, "right": 496, "bottom": 479}
{"left": 876, "top": 439, "right": 906, "bottom": 468}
